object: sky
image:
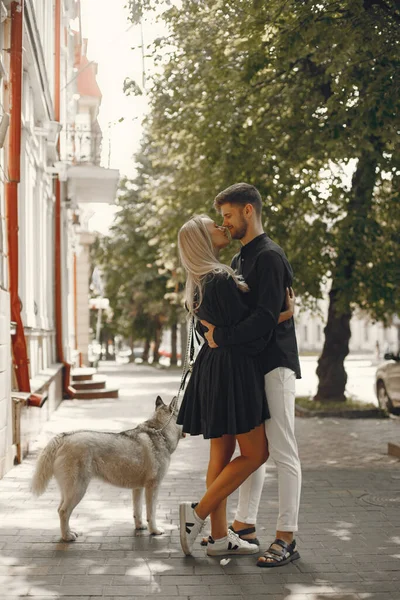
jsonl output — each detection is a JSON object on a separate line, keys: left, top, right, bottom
{"left": 79, "top": 0, "right": 167, "bottom": 233}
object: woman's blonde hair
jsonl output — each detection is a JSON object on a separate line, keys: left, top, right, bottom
{"left": 178, "top": 215, "right": 249, "bottom": 315}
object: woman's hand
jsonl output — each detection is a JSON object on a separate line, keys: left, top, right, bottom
{"left": 277, "top": 288, "right": 295, "bottom": 325}
{"left": 285, "top": 287, "right": 295, "bottom": 317}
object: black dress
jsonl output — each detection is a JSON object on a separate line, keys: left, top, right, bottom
{"left": 177, "top": 271, "right": 270, "bottom": 439}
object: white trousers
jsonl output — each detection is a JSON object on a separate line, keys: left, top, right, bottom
{"left": 235, "top": 367, "right": 302, "bottom": 532}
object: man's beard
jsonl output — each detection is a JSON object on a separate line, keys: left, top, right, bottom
{"left": 231, "top": 215, "right": 248, "bottom": 240}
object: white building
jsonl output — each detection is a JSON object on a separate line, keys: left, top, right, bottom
{"left": 64, "top": 37, "right": 119, "bottom": 366}
{"left": 295, "top": 296, "right": 399, "bottom": 356}
{"left": 0, "top": 0, "right": 118, "bottom": 479}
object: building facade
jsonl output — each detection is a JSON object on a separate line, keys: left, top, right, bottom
{"left": 0, "top": 0, "right": 118, "bottom": 479}
{"left": 295, "top": 297, "right": 399, "bottom": 356}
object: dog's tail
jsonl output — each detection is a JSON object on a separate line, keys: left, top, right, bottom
{"left": 31, "top": 434, "right": 65, "bottom": 496}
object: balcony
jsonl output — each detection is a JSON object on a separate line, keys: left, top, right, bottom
{"left": 63, "top": 124, "right": 102, "bottom": 166}
{"left": 63, "top": 125, "right": 119, "bottom": 204}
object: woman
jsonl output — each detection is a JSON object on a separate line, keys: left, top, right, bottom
{"left": 177, "top": 215, "right": 294, "bottom": 556}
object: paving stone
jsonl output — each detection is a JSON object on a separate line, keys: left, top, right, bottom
{"left": 0, "top": 565, "right": 50, "bottom": 576}
{"left": 358, "top": 594, "right": 398, "bottom": 600}
{"left": 177, "top": 584, "right": 212, "bottom": 595}
{"left": 229, "top": 573, "right": 264, "bottom": 584}
{"left": 0, "top": 362, "right": 399, "bottom": 600}
{"left": 111, "top": 598, "right": 183, "bottom": 600}
{"left": 190, "top": 597, "right": 245, "bottom": 600}
{"left": 157, "top": 574, "right": 204, "bottom": 584}
{"left": 28, "top": 586, "right": 104, "bottom": 596}
{"left": 6, "top": 598, "right": 91, "bottom": 600}
{"left": 104, "top": 585, "right": 178, "bottom": 596}
{"left": 111, "top": 598, "right": 184, "bottom": 600}
{"left": 200, "top": 574, "right": 233, "bottom": 584}
{"left": 313, "top": 573, "right": 362, "bottom": 582}
{"left": 239, "top": 583, "right": 287, "bottom": 594}
{"left": 352, "top": 581, "right": 399, "bottom": 593}
{"left": 61, "top": 574, "right": 112, "bottom": 585}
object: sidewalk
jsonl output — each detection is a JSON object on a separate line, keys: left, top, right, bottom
{"left": 0, "top": 361, "right": 399, "bottom": 600}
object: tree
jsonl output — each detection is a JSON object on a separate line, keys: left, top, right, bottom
{"left": 91, "top": 174, "right": 179, "bottom": 363}
{"left": 126, "top": 0, "right": 400, "bottom": 399}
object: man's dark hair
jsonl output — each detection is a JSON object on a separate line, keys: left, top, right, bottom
{"left": 214, "top": 182, "right": 262, "bottom": 217}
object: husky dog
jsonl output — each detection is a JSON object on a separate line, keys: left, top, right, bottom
{"left": 31, "top": 396, "right": 183, "bottom": 541}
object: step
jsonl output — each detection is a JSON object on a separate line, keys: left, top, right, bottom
{"left": 72, "top": 368, "right": 96, "bottom": 382}
{"left": 72, "top": 373, "right": 93, "bottom": 382}
{"left": 72, "top": 379, "right": 106, "bottom": 391}
{"left": 71, "top": 368, "right": 96, "bottom": 378}
{"left": 388, "top": 442, "right": 400, "bottom": 459}
{"left": 74, "top": 388, "right": 119, "bottom": 400}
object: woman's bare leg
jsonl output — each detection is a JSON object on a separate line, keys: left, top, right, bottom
{"left": 206, "top": 435, "right": 236, "bottom": 539}
{"left": 195, "top": 424, "right": 268, "bottom": 521}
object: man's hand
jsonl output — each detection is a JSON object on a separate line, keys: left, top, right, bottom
{"left": 200, "top": 320, "right": 219, "bottom": 348}
{"left": 286, "top": 287, "right": 295, "bottom": 316}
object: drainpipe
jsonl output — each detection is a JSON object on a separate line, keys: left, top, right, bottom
{"left": 54, "top": 0, "right": 75, "bottom": 396}
{"left": 6, "top": 0, "right": 30, "bottom": 392}
{"left": 73, "top": 250, "right": 82, "bottom": 366}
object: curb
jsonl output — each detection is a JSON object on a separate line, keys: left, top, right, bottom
{"left": 388, "top": 442, "right": 400, "bottom": 458}
{"left": 295, "top": 403, "right": 388, "bottom": 419}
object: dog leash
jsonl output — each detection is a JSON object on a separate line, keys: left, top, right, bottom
{"left": 157, "top": 316, "right": 197, "bottom": 433}
{"left": 173, "top": 316, "right": 197, "bottom": 409}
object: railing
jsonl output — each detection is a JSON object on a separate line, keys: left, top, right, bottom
{"left": 62, "top": 125, "right": 102, "bottom": 166}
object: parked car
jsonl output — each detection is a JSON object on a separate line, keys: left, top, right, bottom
{"left": 375, "top": 352, "right": 400, "bottom": 413}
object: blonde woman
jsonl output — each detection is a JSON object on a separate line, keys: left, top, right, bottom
{"left": 177, "top": 215, "right": 294, "bottom": 556}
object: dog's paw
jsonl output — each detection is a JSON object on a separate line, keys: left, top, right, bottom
{"left": 135, "top": 524, "right": 147, "bottom": 531}
{"left": 62, "top": 530, "right": 79, "bottom": 542}
{"left": 149, "top": 527, "right": 164, "bottom": 536}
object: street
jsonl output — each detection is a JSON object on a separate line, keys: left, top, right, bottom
{"left": 297, "top": 355, "right": 379, "bottom": 405}
{"left": 0, "top": 361, "right": 399, "bottom": 599}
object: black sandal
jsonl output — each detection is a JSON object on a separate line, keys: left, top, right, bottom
{"left": 200, "top": 525, "right": 260, "bottom": 547}
{"left": 257, "top": 538, "right": 300, "bottom": 568}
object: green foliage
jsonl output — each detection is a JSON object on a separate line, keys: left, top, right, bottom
{"left": 123, "top": 77, "right": 143, "bottom": 96}
{"left": 91, "top": 175, "right": 179, "bottom": 343}
{"left": 125, "top": 0, "right": 399, "bottom": 324}
{"left": 295, "top": 396, "right": 382, "bottom": 413}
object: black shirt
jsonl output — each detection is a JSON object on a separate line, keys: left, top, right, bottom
{"left": 213, "top": 233, "right": 301, "bottom": 378}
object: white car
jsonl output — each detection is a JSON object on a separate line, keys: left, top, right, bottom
{"left": 375, "top": 352, "right": 400, "bottom": 413}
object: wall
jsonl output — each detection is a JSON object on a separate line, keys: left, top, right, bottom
{"left": 76, "top": 231, "right": 95, "bottom": 365}
{"left": 0, "top": 289, "right": 12, "bottom": 477}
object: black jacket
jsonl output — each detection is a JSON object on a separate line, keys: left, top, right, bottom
{"left": 213, "top": 233, "right": 301, "bottom": 378}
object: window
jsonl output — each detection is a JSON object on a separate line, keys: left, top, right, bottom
{"left": 0, "top": 188, "right": 6, "bottom": 290}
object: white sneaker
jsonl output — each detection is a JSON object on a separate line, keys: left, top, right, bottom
{"left": 207, "top": 529, "right": 260, "bottom": 556}
{"left": 179, "top": 502, "right": 205, "bottom": 556}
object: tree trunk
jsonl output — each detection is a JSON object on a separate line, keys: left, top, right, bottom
{"left": 153, "top": 321, "right": 163, "bottom": 364}
{"left": 170, "top": 321, "right": 178, "bottom": 366}
{"left": 180, "top": 319, "right": 187, "bottom": 366}
{"left": 105, "top": 334, "right": 114, "bottom": 360}
{"left": 315, "top": 150, "right": 378, "bottom": 403}
{"left": 129, "top": 323, "right": 135, "bottom": 362}
{"left": 99, "top": 328, "right": 105, "bottom": 361}
{"left": 142, "top": 337, "right": 151, "bottom": 362}
{"left": 315, "top": 287, "right": 351, "bottom": 402}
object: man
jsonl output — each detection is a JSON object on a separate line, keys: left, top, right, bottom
{"left": 200, "top": 182, "right": 302, "bottom": 567}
